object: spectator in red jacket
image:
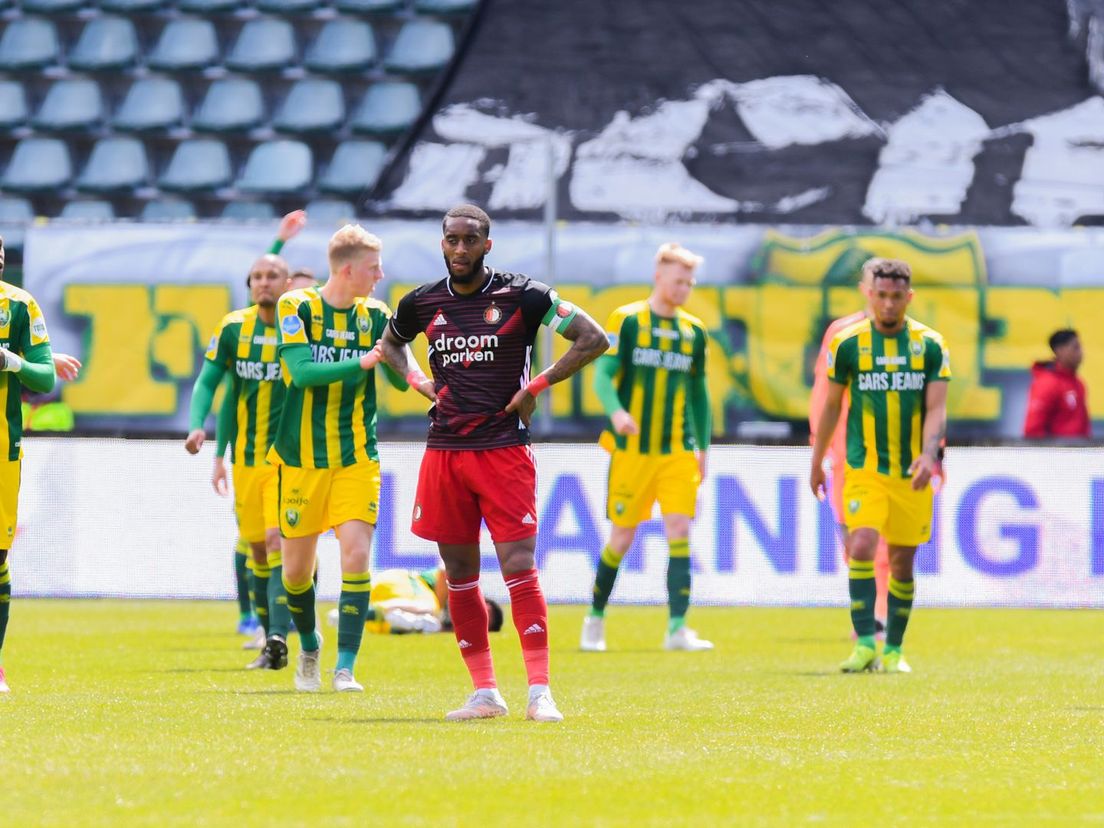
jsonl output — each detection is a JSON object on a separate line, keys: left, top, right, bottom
{"left": 1024, "top": 329, "right": 1091, "bottom": 438}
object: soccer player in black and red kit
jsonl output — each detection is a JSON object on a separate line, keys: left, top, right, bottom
{"left": 381, "top": 204, "right": 608, "bottom": 722}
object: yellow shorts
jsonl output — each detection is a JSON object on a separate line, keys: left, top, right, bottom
{"left": 277, "top": 460, "right": 381, "bottom": 538}
{"left": 842, "top": 468, "right": 933, "bottom": 547}
{"left": 607, "top": 450, "right": 701, "bottom": 527}
{"left": 0, "top": 459, "right": 20, "bottom": 548}
{"left": 233, "top": 463, "right": 279, "bottom": 544}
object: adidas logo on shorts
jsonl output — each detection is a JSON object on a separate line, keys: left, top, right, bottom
{"left": 521, "top": 513, "right": 535, "bottom": 525}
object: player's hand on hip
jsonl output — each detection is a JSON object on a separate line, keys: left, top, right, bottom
{"left": 697, "top": 450, "right": 708, "bottom": 482}
{"left": 909, "top": 453, "right": 937, "bottom": 491}
{"left": 505, "top": 387, "right": 537, "bottom": 428}
{"left": 212, "top": 456, "right": 229, "bottom": 496}
{"left": 611, "top": 409, "right": 638, "bottom": 435}
{"left": 52, "top": 352, "right": 82, "bottom": 382}
{"left": 809, "top": 463, "right": 827, "bottom": 501}
{"left": 360, "top": 342, "right": 383, "bottom": 371}
{"left": 184, "top": 428, "right": 206, "bottom": 455}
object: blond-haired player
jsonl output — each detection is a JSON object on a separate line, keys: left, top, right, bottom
{"left": 581, "top": 243, "right": 713, "bottom": 652}
{"left": 267, "top": 225, "right": 430, "bottom": 692}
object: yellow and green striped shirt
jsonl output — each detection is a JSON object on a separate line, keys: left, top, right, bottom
{"left": 604, "top": 300, "right": 709, "bottom": 454}
{"left": 827, "top": 316, "right": 951, "bottom": 478}
{"left": 270, "top": 286, "right": 391, "bottom": 468}
{"left": 204, "top": 305, "right": 284, "bottom": 467}
{"left": 0, "top": 282, "right": 51, "bottom": 461}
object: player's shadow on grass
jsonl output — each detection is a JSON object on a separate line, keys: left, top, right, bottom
{"left": 309, "top": 716, "right": 447, "bottom": 725}
{"left": 153, "top": 667, "right": 257, "bottom": 674}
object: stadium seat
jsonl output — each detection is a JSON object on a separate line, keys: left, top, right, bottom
{"left": 2, "top": 138, "right": 72, "bottom": 192}
{"left": 159, "top": 139, "right": 231, "bottom": 191}
{"left": 226, "top": 18, "right": 296, "bottom": 73}
{"left": 193, "top": 77, "right": 265, "bottom": 132}
{"left": 100, "top": 0, "right": 169, "bottom": 11}
{"left": 272, "top": 79, "right": 346, "bottom": 134}
{"left": 220, "top": 201, "right": 276, "bottom": 220}
{"left": 256, "top": 0, "right": 322, "bottom": 13}
{"left": 237, "top": 140, "right": 313, "bottom": 193}
{"left": 0, "top": 81, "right": 29, "bottom": 131}
{"left": 32, "top": 78, "right": 104, "bottom": 131}
{"left": 304, "top": 19, "right": 376, "bottom": 73}
{"left": 114, "top": 77, "right": 185, "bottom": 132}
{"left": 140, "top": 199, "right": 196, "bottom": 221}
{"left": 414, "top": 0, "right": 478, "bottom": 13}
{"left": 0, "top": 18, "right": 60, "bottom": 71}
{"left": 305, "top": 198, "right": 356, "bottom": 226}
{"left": 334, "top": 0, "right": 401, "bottom": 13}
{"left": 21, "top": 0, "right": 86, "bottom": 12}
{"left": 0, "top": 196, "right": 34, "bottom": 247}
{"left": 59, "top": 200, "right": 116, "bottom": 220}
{"left": 148, "top": 18, "right": 220, "bottom": 72}
{"left": 384, "top": 20, "right": 455, "bottom": 74}
{"left": 178, "top": 0, "right": 246, "bottom": 12}
{"left": 350, "top": 81, "right": 420, "bottom": 136}
{"left": 68, "top": 16, "right": 139, "bottom": 71}
{"left": 77, "top": 137, "right": 149, "bottom": 192}
{"left": 318, "top": 140, "right": 386, "bottom": 195}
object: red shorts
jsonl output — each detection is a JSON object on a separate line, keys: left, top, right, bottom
{"left": 411, "top": 445, "right": 538, "bottom": 545}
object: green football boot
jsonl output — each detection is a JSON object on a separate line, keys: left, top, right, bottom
{"left": 881, "top": 650, "right": 912, "bottom": 674}
{"left": 839, "top": 643, "right": 879, "bottom": 673}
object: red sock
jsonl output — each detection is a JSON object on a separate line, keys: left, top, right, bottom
{"left": 447, "top": 575, "right": 496, "bottom": 689}
{"left": 505, "top": 568, "right": 549, "bottom": 686}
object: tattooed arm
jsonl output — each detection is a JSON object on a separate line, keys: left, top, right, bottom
{"left": 505, "top": 307, "right": 609, "bottom": 427}
{"left": 909, "top": 380, "right": 948, "bottom": 491}
{"left": 379, "top": 326, "right": 436, "bottom": 401}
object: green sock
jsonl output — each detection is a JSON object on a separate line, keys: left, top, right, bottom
{"left": 667, "top": 538, "right": 691, "bottom": 633}
{"left": 251, "top": 562, "right": 271, "bottom": 637}
{"left": 0, "top": 558, "right": 10, "bottom": 659}
{"left": 283, "top": 575, "right": 318, "bottom": 651}
{"left": 590, "top": 545, "right": 626, "bottom": 617}
{"left": 885, "top": 577, "right": 915, "bottom": 650}
{"left": 267, "top": 553, "right": 291, "bottom": 639}
{"left": 848, "top": 558, "right": 877, "bottom": 641}
{"left": 337, "top": 572, "right": 370, "bottom": 672}
{"left": 234, "top": 545, "right": 251, "bottom": 620}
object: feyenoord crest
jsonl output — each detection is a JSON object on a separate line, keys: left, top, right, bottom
{"left": 483, "top": 305, "right": 502, "bottom": 324}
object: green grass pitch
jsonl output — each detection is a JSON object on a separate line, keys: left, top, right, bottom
{"left": 2, "top": 601, "right": 1101, "bottom": 826}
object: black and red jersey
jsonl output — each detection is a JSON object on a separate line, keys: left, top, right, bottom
{"left": 389, "top": 268, "right": 557, "bottom": 450}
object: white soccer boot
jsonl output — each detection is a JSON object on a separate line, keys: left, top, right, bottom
{"left": 332, "top": 668, "right": 364, "bottom": 692}
{"left": 445, "top": 688, "right": 509, "bottom": 721}
{"left": 664, "top": 626, "right": 714, "bottom": 651}
{"left": 242, "top": 627, "right": 266, "bottom": 650}
{"left": 525, "top": 685, "right": 564, "bottom": 723}
{"left": 294, "top": 632, "right": 323, "bottom": 692}
{"left": 579, "top": 614, "right": 607, "bottom": 652}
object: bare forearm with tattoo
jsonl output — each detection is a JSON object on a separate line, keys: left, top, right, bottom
{"left": 535, "top": 310, "right": 608, "bottom": 385}
{"left": 380, "top": 328, "right": 418, "bottom": 375}
{"left": 922, "top": 420, "right": 945, "bottom": 460}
